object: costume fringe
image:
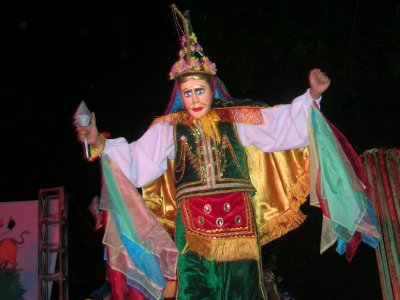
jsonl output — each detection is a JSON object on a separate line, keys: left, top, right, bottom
{"left": 215, "top": 107, "right": 265, "bottom": 125}
{"left": 150, "top": 112, "right": 192, "bottom": 126}
{"left": 258, "top": 170, "right": 310, "bottom": 246}
{"left": 150, "top": 107, "right": 265, "bottom": 127}
{"left": 259, "top": 208, "right": 306, "bottom": 245}
{"left": 287, "top": 170, "right": 310, "bottom": 204}
{"left": 185, "top": 233, "right": 259, "bottom": 261}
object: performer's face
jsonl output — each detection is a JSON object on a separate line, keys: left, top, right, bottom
{"left": 179, "top": 77, "right": 213, "bottom": 119}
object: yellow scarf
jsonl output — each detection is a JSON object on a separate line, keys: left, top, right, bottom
{"left": 198, "top": 110, "right": 221, "bottom": 143}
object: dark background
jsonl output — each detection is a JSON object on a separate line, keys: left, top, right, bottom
{"left": 1, "top": 0, "right": 399, "bottom": 299}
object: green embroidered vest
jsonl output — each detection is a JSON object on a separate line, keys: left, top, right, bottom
{"left": 174, "top": 121, "right": 255, "bottom": 202}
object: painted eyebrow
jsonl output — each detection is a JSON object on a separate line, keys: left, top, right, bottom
{"left": 194, "top": 88, "right": 205, "bottom": 93}
{"left": 182, "top": 85, "right": 207, "bottom": 92}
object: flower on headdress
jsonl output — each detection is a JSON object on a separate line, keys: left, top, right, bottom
{"left": 189, "top": 33, "right": 198, "bottom": 44}
{"left": 169, "top": 52, "right": 217, "bottom": 79}
{"left": 179, "top": 48, "right": 187, "bottom": 59}
{"left": 169, "top": 29, "right": 217, "bottom": 79}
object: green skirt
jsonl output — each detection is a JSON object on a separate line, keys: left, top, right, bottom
{"left": 175, "top": 210, "right": 268, "bottom": 300}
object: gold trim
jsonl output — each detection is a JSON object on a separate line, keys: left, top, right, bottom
{"left": 258, "top": 207, "right": 307, "bottom": 245}
{"left": 180, "top": 195, "right": 253, "bottom": 236}
{"left": 175, "top": 122, "right": 256, "bottom": 202}
{"left": 185, "top": 233, "right": 259, "bottom": 261}
{"left": 176, "top": 185, "right": 255, "bottom": 204}
{"left": 180, "top": 193, "right": 258, "bottom": 261}
{"left": 215, "top": 107, "right": 265, "bottom": 125}
{"left": 150, "top": 106, "right": 265, "bottom": 127}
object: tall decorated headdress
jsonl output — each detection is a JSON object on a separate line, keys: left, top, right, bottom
{"left": 164, "top": 4, "right": 231, "bottom": 114}
{"left": 169, "top": 4, "right": 217, "bottom": 80}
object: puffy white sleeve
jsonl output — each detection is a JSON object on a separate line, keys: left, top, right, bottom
{"left": 236, "top": 89, "right": 321, "bottom": 152}
{"left": 103, "top": 121, "right": 175, "bottom": 187}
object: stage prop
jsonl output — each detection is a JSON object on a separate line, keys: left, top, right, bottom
{"left": 38, "top": 187, "right": 68, "bottom": 300}
{"left": 361, "top": 148, "right": 400, "bottom": 300}
{"left": 0, "top": 186, "right": 67, "bottom": 300}
{"left": 0, "top": 200, "right": 38, "bottom": 299}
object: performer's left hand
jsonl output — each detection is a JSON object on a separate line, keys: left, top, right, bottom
{"left": 309, "top": 68, "right": 331, "bottom": 100}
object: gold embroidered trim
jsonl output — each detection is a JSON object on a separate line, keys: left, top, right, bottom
{"left": 174, "top": 122, "right": 255, "bottom": 203}
{"left": 180, "top": 195, "right": 253, "bottom": 236}
{"left": 176, "top": 184, "right": 255, "bottom": 204}
{"left": 217, "top": 134, "right": 249, "bottom": 178}
{"left": 180, "top": 193, "right": 258, "bottom": 261}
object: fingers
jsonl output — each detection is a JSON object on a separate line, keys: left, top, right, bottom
{"left": 72, "top": 118, "right": 81, "bottom": 128}
{"left": 310, "top": 68, "right": 331, "bottom": 85}
{"left": 73, "top": 116, "right": 91, "bottom": 143}
{"left": 76, "top": 128, "right": 89, "bottom": 143}
{"left": 309, "top": 68, "right": 331, "bottom": 98}
{"left": 75, "top": 123, "right": 89, "bottom": 140}
{"left": 73, "top": 111, "right": 100, "bottom": 145}
{"left": 91, "top": 112, "right": 96, "bottom": 127}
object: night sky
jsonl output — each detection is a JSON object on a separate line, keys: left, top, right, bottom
{"left": 2, "top": 0, "right": 399, "bottom": 299}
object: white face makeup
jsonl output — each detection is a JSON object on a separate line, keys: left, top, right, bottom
{"left": 179, "top": 78, "right": 213, "bottom": 119}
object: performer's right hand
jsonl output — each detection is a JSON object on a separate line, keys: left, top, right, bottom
{"left": 74, "top": 112, "right": 100, "bottom": 146}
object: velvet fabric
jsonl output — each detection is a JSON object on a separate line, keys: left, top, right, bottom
{"left": 174, "top": 121, "right": 255, "bottom": 202}
{"left": 175, "top": 209, "right": 267, "bottom": 299}
{"left": 180, "top": 192, "right": 258, "bottom": 262}
{"left": 100, "top": 96, "right": 382, "bottom": 298}
{"left": 142, "top": 145, "right": 311, "bottom": 246}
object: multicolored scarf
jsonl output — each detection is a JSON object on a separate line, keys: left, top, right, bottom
{"left": 308, "top": 102, "right": 380, "bottom": 261}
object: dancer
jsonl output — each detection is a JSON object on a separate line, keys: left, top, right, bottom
{"left": 75, "top": 4, "right": 379, "bottom": 299}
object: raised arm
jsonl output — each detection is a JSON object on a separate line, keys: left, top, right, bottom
{"left": 236, "top": 69, "right": 330, "bottom": 152}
